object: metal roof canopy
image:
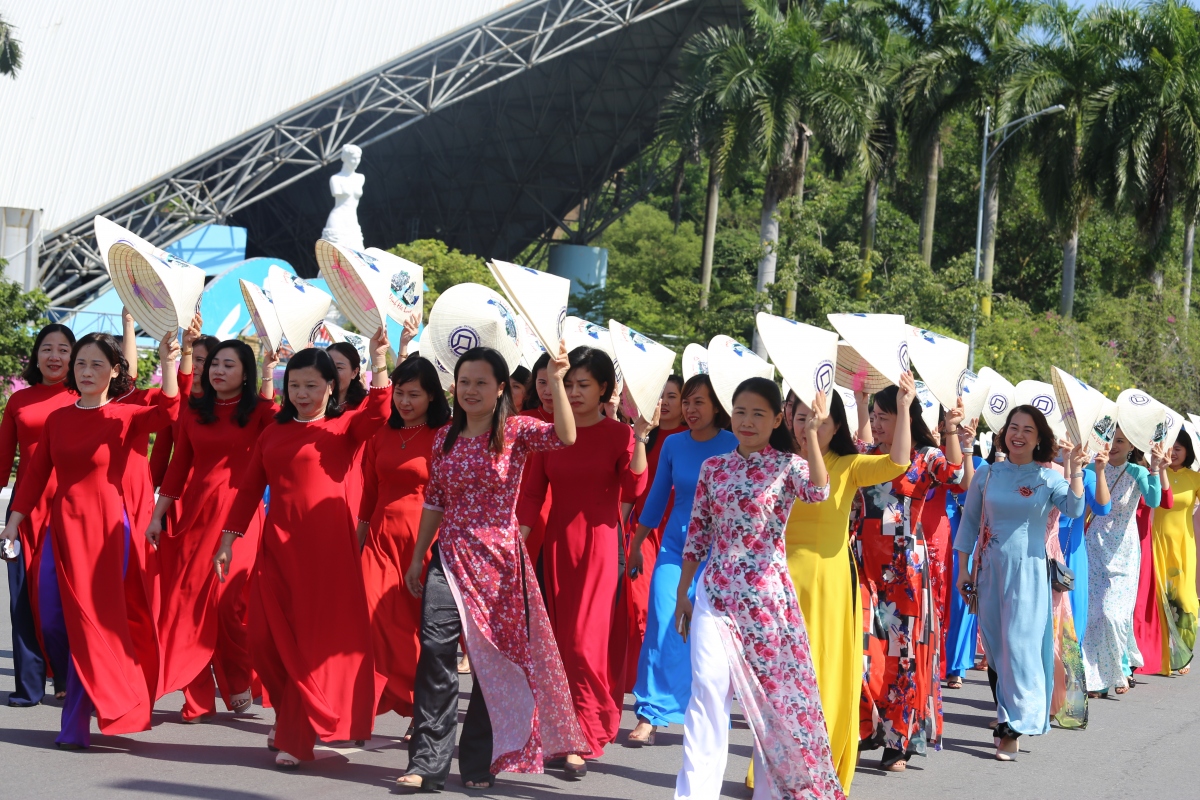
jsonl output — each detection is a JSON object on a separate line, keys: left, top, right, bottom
{"left": 39, "top": 0, "right": 741, "bottom": 302}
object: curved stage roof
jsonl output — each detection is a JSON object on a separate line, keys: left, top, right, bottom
{"left": 0, "top": 0, "right": 740, "bottom": 303}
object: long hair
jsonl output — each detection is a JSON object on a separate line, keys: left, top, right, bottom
{"left": 21, "top": 323, "right": 76, "bottom": 385}
{"left": 871, "top": 385, "right": 937, "bottom": 451}
{"left": 826, "top": 390, "right": 859, "bottom": 457}
{"left": 647, "top": 374, "right": 685, "bottom": 451}
{"left": 276, "top": 347, "right": 342, "bottom": 423}
{"left": 389, "top": 356, "right": 451, "bottom": 429}
{"left": 443, "top": 347, "right": 514, "bottom": 454}
{"left": 510, "top": 365, "right": 535, "bottom": 410}
{"left": 1175, "top": 427, "right": 1196, "bottom": 469}
{"left": 327, "top": 341, "right": 368, "bottom": 410}
{"left": 527, "top": 352, "right": 551, "bottom": 410}
{"left": 190, "top": 340, "right": 261, "bottom": 427}
{"left": 66, "top": 332, "right": 133, "bottom": 397}
{"left": 566, "top": 346, "right": 617, "bottom": 403}
{"left": 997, "top": 405, "right": 1056, "bottom": 463}
{"left": 681, "top": 374, "right": 730, "bottom": 430}
{"left": 732, "top": 377, "right": 794, "bottom": 454}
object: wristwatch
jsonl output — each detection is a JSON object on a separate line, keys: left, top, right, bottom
{"left": 635, "top": 434, "right": 650, "bottom": 444}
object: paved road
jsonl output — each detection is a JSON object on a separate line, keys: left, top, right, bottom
{"left": 1, "top": 537, "right": 1196, "bottom": 798}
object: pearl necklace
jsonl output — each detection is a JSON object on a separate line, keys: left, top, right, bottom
{"left": 296, "top": 412, "right": 326, "bottom": 423}
{"left": 398, "top": 423, "right": 426, "bottom": 449}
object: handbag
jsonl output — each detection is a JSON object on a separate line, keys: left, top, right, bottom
{"left": 1048, "top": 558, "right": 1075, "bottom": 593}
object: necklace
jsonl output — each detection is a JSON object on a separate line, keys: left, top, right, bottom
{"left": 75, "top": 398, "right": 111, "bottom": 409}
{"left": 216, "top": 395, "right": 242, "bottom": 406}
{"left": 398, "top": 423, "right": 426, "bottom": 449}
{"left": 296, "top": 412, "right": 326, "bottom": 423}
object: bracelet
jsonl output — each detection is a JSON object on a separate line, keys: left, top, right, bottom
{"left": 635, "top": 434, "right": 650, "bottom": 444}
{"left": 1071, "top": 472, "right": 1084, "bottom": 478}
{"left": 221, "top": 529, "right": 245, "bottom": 539}
{"left": 181, "top": 349, "right": 193, "bottom": 356}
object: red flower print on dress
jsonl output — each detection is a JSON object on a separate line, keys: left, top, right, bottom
{"left": 1017, "top": 485, "right": 1035, "bottom": 498}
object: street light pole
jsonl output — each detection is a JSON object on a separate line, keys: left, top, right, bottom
{"left": 967, "top": 103, "right": 1065, "bottom": 371}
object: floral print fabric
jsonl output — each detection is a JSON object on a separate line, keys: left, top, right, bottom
{"left": 856, "top": 445, "right": 962, "bottom": 756}
{"left": 684, "top": 446, "right": 844, "bottom": 800}
{"left": 424, "top": 416, "right": 588, "bottom": 773}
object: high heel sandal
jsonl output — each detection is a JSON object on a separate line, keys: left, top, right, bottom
{"left": 275, "top": 751, "right": 300, "bottom": 770}
{"left": 395, "top": 774, "right": 445, "bottom": 791}
{"left": 626, "top": 724, "right": 657, "bottom": 747}
{"left": 229, "top": 689, "right": 253, "bottom": 714}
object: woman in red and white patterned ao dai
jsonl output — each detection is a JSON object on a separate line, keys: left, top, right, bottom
{"left": 674, "top": 378, "right": 843, "bottom": 800}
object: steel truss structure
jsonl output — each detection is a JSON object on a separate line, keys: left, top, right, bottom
{"left": 39, "top": 0, "right": 740, "bottom": 305}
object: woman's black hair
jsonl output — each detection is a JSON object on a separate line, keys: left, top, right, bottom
{"left": 510, "top": 365, "right": 535, "bottom": 410}
{"left": 389, "top": 356, "right": 451, "bottom": 429}
{"left": 732, "top": 377, "right": 794, "bottom": 453}
{"left": 66, "top": 332, "right": 133, "bottom": 397}
{"left": 826, "top": 390, "right": 860, "bottom": 457}
{"left": 443, "top": 347, "right": 514, "bottom": 454}
{"left": 276, "top": 347, "right": 342, "bottom": 423}
{"left": 1175, "top": 427, "right": 1196, "bottom": 469}
{"left": 998, "top": 405, "right": 1056, "bottom": 463}
{"left": 327, "top": 341, "right": 369, "bottom": 410}
{"left": 566, "top": 346, "right": 616, "bottom": 403}
{"left": 871, "top": 385, "right": 938, "bottom": 451}
{"left": 21, "top": 323, "right": 76, "bottom": 384}
{"left": 681, "top": 374, "right": 731, "bottom": 430}
{"left": 527, "top": 352, "right": 551, "bottom": 410}
{"left": 647, "top": 374, "right": 686, "bottom": 451}
{"left": 190, "top": 340, "right": 261, "bottom": 427}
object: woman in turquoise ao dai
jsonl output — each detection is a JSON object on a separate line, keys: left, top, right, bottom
{"left": 954, "top": 405, "right": 1087, "bottom": 761}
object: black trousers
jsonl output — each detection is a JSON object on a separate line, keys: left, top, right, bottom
{"left": 407, "top": 548, "right": 494, "bottom": 784}
{"left": 5, "top": 498, "right": 50, "bottom": 707}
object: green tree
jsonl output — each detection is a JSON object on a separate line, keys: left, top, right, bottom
{"left": 0, "top": 279, "right": 49, "bottom": 398}
{"left": 0, "top": 13, "right": 22, "bottom": 78}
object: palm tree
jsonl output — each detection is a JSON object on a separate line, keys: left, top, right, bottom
{"left": 1003, "top": 1, "right": 1129, "bottom": 318}
{"left": 1089, "top": 0, "right": 1200, "bottom": 315}
{"left": 906, "top": 0, "right": 1033, "bottom": 317}
{"left": 0, "top": 13, "right": 22, "bottom": 78}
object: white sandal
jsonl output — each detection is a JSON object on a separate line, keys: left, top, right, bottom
{"left": 275, "top": 751, "right": 299, "bottom": 770}
{"left": 229, "top": 689, "right": 253, "bottom": 714}
{"left": 267, "top": 726, "right": 278, "bottom": 752}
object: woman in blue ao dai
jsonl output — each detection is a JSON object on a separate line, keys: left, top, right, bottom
{"left": 954, "top": 405, "right": 1087, "bottom": 761}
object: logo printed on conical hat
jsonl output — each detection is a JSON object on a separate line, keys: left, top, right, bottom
{"left": 264, "top": 265, "right": 332, "bottom": 351}
{"left": 1115, "top": 389, "right": 1172, "bottom": 453}
{"left": 239, "top": 279, "right": 285, "bottom": 354}
{"left": 426, "top": 283, "right": 523, "bottom": 376}
{"left": 958, "top": 370, "right": 991, "bottom": 423}
{"left": 1050, "top": 367, "right": 1112, "bottom": 453}
{"left": 835, "top": 342, "right": 890, "bottom": 394}
{"left": 488, "top": 259, "right": 570, "bottom": 354}
{"left": 1015, "top": 380, "right": 1066, "bottom": 440}
{"left": 755, "top": 313, "right": 837, "bottom": 406}
{"left": 682, "top": 343, "right": 708, "bottom": 382}
{"left": 978, "top": 367, "right": 1015, "bottom": 433}
{"left": 364, "top": 247, "right": 424, "bottom": 326}
{"left": 907, "top": 327, "right": 969, "bottom": 411}
{"left": 94, "top": 215, "right": 206, "bottom": 341}
{"left": 317, "top": 241, "right": 421, "bottom": 336}
{"left": 707, "top": 335, "right": 775, "bottom": 415}
{"left": 828, "top": 313, "right": 909, "bottom": 387}
{"left": 609, "top": 320, "right": 676, "bottom": 421}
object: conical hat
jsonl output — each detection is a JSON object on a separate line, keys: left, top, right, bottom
{"left": 978, "top": 367, "right": 1015, "bottom": 433}
{"left": 488, "top": 259, "right": 570, "bottom": 354}
{"left": 425, "top": 283, "right": 523, "bottom": 377}
{"left": 321, "top": 320, "right": 370, "bottom": 363}
{"left": 364, "top": 247, "right": 424, "bottom": 327}
{"left": 562, "top": 316, "right": 624, "bottom": 398}
{"left": 907, "top": 327, "right": 969, "bottom": 410}
{"left": 707, "top": 335, "right": 775, "bottom": 415}
{"left": 827, "top": 313, "right": 910, "bottom": 387}
{"left": 978, "top": 430, "right": 994, "bottom": 460}
{"left": 958, "top": 370, "right": 991, "bottom": 423}
{"left": 1116, "top": 389, "right": 1172, "bottom": 454}
{"left": 1163, "top": 404, "right": 1185, "bottom": 454}
{"left": 431, "top": 352, "right": 455, "bottom": 391}
{"left": 836, "top": 341, "right": 890, "bottom": 394}
{"left": 1089, "top": 399, "right": 1119, "bottom": 454}
{"left": 517, "top": 315, "right": 546, "bottom": 370}
{"left": 1182, "top": 418, "right": 1200, "bottom": 470}
{"left": 1050, "top": 366, "right": 1110, "bottom": 452}
{"left": 1014, "top": 380, "right": 1066, "bottom": 440}
{"left": 239, "top": 279, "right": 284, "bottom": 354}
{"left": 834, "top": 384, "right": 858, "bottom": 419}
{"left": 264, "top": 265, "right": 332, "bottom": 351}
{"left": 682, "top": 343, "right": 708, "bottom": 382}
{"left": 609, "top": 320, "right": 676, "bottom": 421}
{"left": 95, "top": 215, "right": 205, "bottom": 341}
{"left": 755, "top": 313, "right": 837, "bottom": 406}
{"left": 914, "top": 380, "right": 941, "bottom": 432}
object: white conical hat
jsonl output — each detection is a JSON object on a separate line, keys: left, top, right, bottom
{"left": 915, "top": 380, "right": 941, "bottom": 432}
{"left": 707, "top": 335, "right": 775, "bottom": 415}
{"left": 239, "top": 279, "right": 284, "bottom": 354}
{"left": 264, "top": 265, "right": 332, "bottom": 351}
{"left": 1089, "top": 399, "right": 1119, "bottom": 454}
{"left": 907, "top": 327, "right": 969, "bottom": 411}
{"left": 431, "top": 352, "right": 455, "bottom": 391}
{"left": 827, "top": 313, "right": 910, "bottom": 387}
{"left": 609, "top": 320, "right": 676, "bottom": 421}
{"left": 978, "top": 367, "right": 1015, "bottom": 433}
{"left": 95, "top": 215, "right": 206, "bottom": 341}
{"left": 1116, "top": 389, "right": 1172, "bottom": 454}
{"left": 834, "top": 384, "right": 858, "bottom": 419}
{"left": 682, "top": 343, "right": 709, "bottom": 382}
{"left": 978, "top": 430, "right": 994, "bottom": 460}
{"left": 321, "top": 320, "right": 370, "bottom": 363}
{"left": 425, "top": 283, "right": 523, "bottom": 377}
{"left": 835, "top": 341, "right": 890, "bottom": 394}
{"left": 561, "top": 316, "right": 624, "bottom": 398}
{"left": 1050, "top": 366, "right": 1112, "bottom": 453}
{"left": 517, "top": 315, "right": 546, "bottom": 370}
{"left": 364, "top": 247, "right": 424, "bottom": 327}
{"left": 1181, "top": 418, "right": 1200, "bottom": 470}
{"left": 1014, "top": 380, "right": 1066, "bottom": 441}
{"left": 488, "top": 259, "right": 570, "bottom": 354}
{"left": 755, "top": 313, "right": 837, "bottom": 406}
{"left": 1163, "top": 403, "right": 1185, "bottom": 454}
{"left": 958, "top": 370, "right": 991, "bottom": 423}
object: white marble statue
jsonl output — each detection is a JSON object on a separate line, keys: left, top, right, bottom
{"left": 321, "top": 144, "right": 365, "bottom": 250}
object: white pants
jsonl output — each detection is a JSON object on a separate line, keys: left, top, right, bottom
{"left": 675, "top": 586, "right": 771, "bottom": 800}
